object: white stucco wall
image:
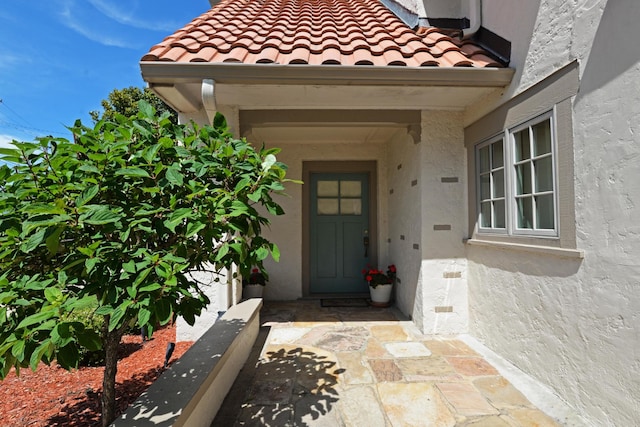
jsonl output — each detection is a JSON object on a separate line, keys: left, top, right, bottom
{"left": 418, "top": 111, "right": 469, "bottom": 334}
{"left": 465, "top": 1, "right": 640, "bottom": 425}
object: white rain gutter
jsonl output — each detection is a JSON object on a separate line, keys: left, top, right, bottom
{"left": 464, "top": 0, "right": 482, "bottom": 39}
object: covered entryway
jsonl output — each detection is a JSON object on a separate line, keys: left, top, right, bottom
{"left": 306, "top": 163, "right": 377, "bottom": 295}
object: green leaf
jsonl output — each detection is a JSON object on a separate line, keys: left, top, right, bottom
{"left": 30, "top": 340, "right": 54, "bottom": 371}
{"left": 75, "top": 185, "right": 99, "bottom": 208}
{"left": 77, "top": 329, "right": 101, "bottom": 351}
{"left": 114, "top": 167, "right": 150, "bottom": 178}
{"left": 186, "top": 221, "right": 206, "bottom": 238}
{"left": 11, "top": 340, "right": 25, "bottom": 361}
{"left": 81, "top": 205, "right": 121, "bottom": 225}
{"left": 16, "top": 310, "right": 56, "bottom": 329}
{"left": 166, "top": 167, "right": 184, "bottom": 186}
{"left": 56, "top": 344, "right": 79, "bottom": 370}
{"left": 255, "top": 246, "right": 269, "bottom": 261}
{"left": 271, "top": 243, "right": 281, "bottom": 262}
{"left": 155, "top": 299, "right": 173, "bottom": 325}
{"left": 261, "top": 154, "right": 277, "bottom": 171}
{"left": 108, "top": 300, "right": 132, "bottom": 332}
{"left": 137, "top": 308, "right": 151, "bottom": 327}
{"left": 85, "top": 257, "right": 99, "bottom": 273}
{"left": 20, "top": 228, "right": 47, "bottom": 253}
{"left": 163, "top": 207, "right": 193, "bottom": 232}
{"left": 44, "top": 287, "right": 63, "bottom": 303}
{"left": 45, "top": 226, "right": 64, "bottom": 255}
{"left": 138, "top": 283, "right": 162, "bottom": 293}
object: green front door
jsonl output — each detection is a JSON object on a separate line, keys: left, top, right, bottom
{"left": 310, "top": 173, "right": 370, "bottom": 294}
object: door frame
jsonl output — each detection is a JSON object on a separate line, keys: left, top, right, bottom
{"left": 302, "top": 161, "right": 378, "bottom": 297}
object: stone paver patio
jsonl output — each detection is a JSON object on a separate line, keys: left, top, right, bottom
{"left": 212, "top": 300, "right": 563, "bottom": 427}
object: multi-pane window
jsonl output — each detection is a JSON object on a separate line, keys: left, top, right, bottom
{"left": 478, "top": 138, "right": 505, "bottom": 229}
{"left": 476, "top": 111, "right": 557, "bottom": 236}
{"left": 316, "top": 180, "right": 362, "bottom": 215}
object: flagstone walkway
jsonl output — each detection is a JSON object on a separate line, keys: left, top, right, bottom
{"left": 212, "top": 300, "right": 564, "bottom": 427}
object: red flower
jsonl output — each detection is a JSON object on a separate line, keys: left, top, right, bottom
{"left": 388, "top": 265, "right": 396, "bottom": 273}
{"left": 252, "top": 268, "right": 259, "bottom": 273}
{"left": 366, "top": 275, "right": 373, "bottom": 282}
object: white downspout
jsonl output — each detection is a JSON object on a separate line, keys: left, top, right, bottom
{"left": 201, "top": 78, "right": 217, "bottom": 124}
{"left": 464, "top": 0, "right": 482, "bottom": 39}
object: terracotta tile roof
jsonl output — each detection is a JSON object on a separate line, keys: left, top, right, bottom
{"left": 142, "top": 0, "right": 502, "bottom": 68}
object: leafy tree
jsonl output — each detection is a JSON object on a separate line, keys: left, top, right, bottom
{"left": 0, "top": 102, "right": 292, "bottom": 426}
{"left": 90, "top": 86, "right": 177, "bottom": 124}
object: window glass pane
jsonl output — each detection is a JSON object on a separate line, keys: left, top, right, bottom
{"left": 317, "top": 199, "right": 339, "bottom": 215}
{"left": 493, "top": 169, "right": 504, "bottom": 198}
{"left": 533, "top": 119, "right": 552, "bottom": 156}
{"left": 514, "top": 129, "right": 531, "bottom": 161}
{"left": 493, "top": 200, "right": 505, "bottom": 228}
{"left": 534, "top": 156, "right": 553, "bottom": 192}
{"left": 340, "top": 199, "right": 362, "bottom": 215}
{"left": 340, "top": 181, "right": 361, "bottom": 197}
{"left": 317, "top": 181, "right": 339, "bottom": 197}
{"left": 515, "top": 163, "right": 532, "bottom": 195}
{"left": 491, "top": 141, "right": 504, "bottom": 168}
{"left": 479, "top": 146, "right": 490, "bottom": 173}
{"left": 536, "top": 194, "right": 555, "bottom": 229}
{"left": 517, "top": 197, "right": 533, "bottom": 229}
{"left": 480, "top": 174, "right": 491, "bottom": 200}
{"left": 480, "top": 201, "right": 492, "bottom": 227}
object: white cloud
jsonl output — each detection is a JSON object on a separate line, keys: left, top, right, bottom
{"left": 58, "top": 0, "right": 135, "bottom": 49}
{"left": 88, "top": 0, "right": 182, "bottom": 32}
{"left": 0, "top": 134, "right": 19, "bottom": 149}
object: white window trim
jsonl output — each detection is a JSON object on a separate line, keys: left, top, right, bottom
{"left": 476, "top": 109, "right": 559, "bottom": 238}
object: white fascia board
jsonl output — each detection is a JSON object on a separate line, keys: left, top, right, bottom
{"left": 140, "top": 62, "right": 514, "bottom": 87}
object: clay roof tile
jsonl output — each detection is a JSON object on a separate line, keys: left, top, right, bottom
{"left": 141, "top": 0, "right": 503, "bottom": 69}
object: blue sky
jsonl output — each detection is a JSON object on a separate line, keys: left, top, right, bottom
{"left": 0, "top": 1, "right": 210, "bottom": 148}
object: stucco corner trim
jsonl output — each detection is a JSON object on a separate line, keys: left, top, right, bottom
{"left": 465, "top": 239, "right": 584, "bottom": 259}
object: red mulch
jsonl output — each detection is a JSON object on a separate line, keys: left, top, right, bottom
{"left": 0, "top": 325, "right": 193, "bottom": 427}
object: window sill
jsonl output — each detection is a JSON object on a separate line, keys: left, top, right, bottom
{"left": 465, "top": 238, "right": 584, "bottom": 259}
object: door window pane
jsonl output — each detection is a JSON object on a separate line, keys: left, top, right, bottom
{"left": 340, "top": 181, "right": 361, "bottom": 197}
{"left": 317, "top": 180, "right": 339, "bottom": 197}
{"left": 340, "top": 199, "right": 362, "bottom": 215}
{"left": 317, "top": 199, "right": 339, "bottom": 215}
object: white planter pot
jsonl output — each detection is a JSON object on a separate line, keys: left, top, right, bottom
{"left": 369, "top": 283, "right": 392, "bottom": 307}
{"left": 243, "top": 284, "right": 264, "bottom": 299}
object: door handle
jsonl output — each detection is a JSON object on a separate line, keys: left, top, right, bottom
{"left": 363, "top": 236, "right": 369, "bottom": 257}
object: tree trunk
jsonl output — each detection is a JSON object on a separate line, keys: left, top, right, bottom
{"left": 101, "top": 322, "right": 123, "bottom": 427}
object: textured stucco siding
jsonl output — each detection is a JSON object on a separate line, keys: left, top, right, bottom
{"left": 466, "top": 1, "right": 640, "bottom": 425}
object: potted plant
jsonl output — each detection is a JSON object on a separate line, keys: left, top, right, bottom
{"left": 362, "top": 264, "right": 397, "bottom": 307}
{"left": 242, "top": 267, "right": 267, "bottom": 299}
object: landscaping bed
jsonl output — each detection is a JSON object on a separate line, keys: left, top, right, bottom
{"left": 0, "top": 325, "right": 193, "bottom": 427}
